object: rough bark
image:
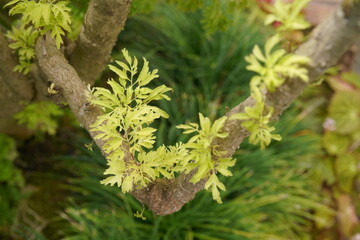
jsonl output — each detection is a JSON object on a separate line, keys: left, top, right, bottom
{"left": 36, "top": 36, "right": 101, "bottom": 139}
{"left": 36, "top": 35, "right": 136, "bottom": 168}
{"left": 69, "top": 0, "right": 132, "bottom": 85}
{"left": 0, "top": 28, "right": 34, "bottom": 136}
{"left": 35, "top": 3, "right": 360, "bottom": 215}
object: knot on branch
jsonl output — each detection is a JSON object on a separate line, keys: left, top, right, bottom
{"left": 132, "top": 173, "right": 206, "bottom": 215}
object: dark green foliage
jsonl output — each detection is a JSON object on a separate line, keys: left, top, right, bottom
{"left": 0, "top": 135, "right": 24, "bottom": 227}
{"left": 165, "top": 0, "right": 250, "bottom": 34}
{"left": 67, "top": 0, "right": 88, "bottom": 41}
{"left": 131, "top": 0, "right": 155, "bottom": 15}
{"left": 201, "top": 0, "right": 229, "bottom": 33}
{"left": 14, "top": 101, "right": 64, "bottom": 136}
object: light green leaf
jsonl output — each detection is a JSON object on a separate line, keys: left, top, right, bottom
{"left": 115, "top": 60, "right": 130, "bottom": 72}
{"left": 253, "top": 45, "right": 266, "bottom": 62}
{"left": 109, "top": 65, "right": 129, "bottom": 80}
{"left": 4, "top": 0, "right": 21, "bottom": 8}
{"left": 122, "top": 48, "right": 132, "bottom": 65}
{"left": 212, "top": 185, "right": 222, "bottom": 204}
{"left": 51, "top": 25, "right": 65, "bottom": 49}
{"left": 122, "top": 176, "right": 133, "bottom": 193}
{"left": 42, "top": 4, "right": 51, "bottom": 25}
{"left": 265, "top": 35, "right": 280, "bottom": 56}
{"left": 136, "top": 127, "right": 156, "bottom": 136}
{"left": 211, "top": 116, "right": 227, "bottom": 134}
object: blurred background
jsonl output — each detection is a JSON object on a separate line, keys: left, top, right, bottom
{"left": 0, "top": 0, "right": 359, "bottom": 239}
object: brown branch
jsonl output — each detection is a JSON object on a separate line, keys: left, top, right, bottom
{"left": 36, "top": 34, "right": 137, "bottom": 167}
{"left": 0, "top": 28, "right": 34, "bottom": 136}
{"left": 132, "top": 172, "right": 207, "bottom": 215}
{"left": 69, "top": 0, "right": 132, "bottom": 85}
{"left": 36, "top": 35, "right": 101, "bottom": 137}
{"left": 35, "top": 3, "right": 360, "bottom": 216}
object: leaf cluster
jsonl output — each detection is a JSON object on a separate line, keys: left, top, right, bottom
{"left": 177, "top": 114, "right": 235, "bottom": 203}
{"left": 0, "top": 134, "right": 24, "bottom": 226}
{"left": 245, "top": 35, "right": 309, "bottom": 92}
{"left": 5, "top": 26, "right": 39, "bottom": 74}
{"left": 318, "top": 73, "right": 360, "bottom": 193}
{"left": 5, "top": 0, "right": 71, "bottom": 73}
{"left": 237, "top": 0, "right": 310, "bottom": 149}
{"left": 90, "top": 50, "right": 236, "bottom": 203}
{"left": 166, "top": 0, "right": 249, "bottom": 34}
{"left": 116, "top": 4, "right": 267, "bottom": 148}
{"left": 14, "top": 101, "right": 64, "bottom": 135}
{"left": 265, "top": 0, "right": 311, "bottom": 35}
{"left": 89, "top": 49, "right": 176, "bottom": 192}
{"left": 232, "top": 101, "right": 281, "bottom": 149}
{"left": 233, "top": 33, "right": 309, "bottom": 149}
{"left": 6, "top": 0, "right": 71, "bottom": 48}
{"left": 201, "top": 0, "right": 229, "bottom": 34}
{"left": 307, "top": 73, "right": 360, "bottom": 234}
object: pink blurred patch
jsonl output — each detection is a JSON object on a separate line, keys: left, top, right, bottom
{"left": 272, "top": 20, "right": 282, "bottom": 27}
{"left": 304, "top": 0, "right": 343, "bottom": 25}
{"left": 258, "top": 0, "right": 344, "bottom": 25}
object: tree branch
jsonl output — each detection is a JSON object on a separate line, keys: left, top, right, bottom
{"left": 69, "top": 0, "right": 132, "bottom": 85}
{"left": 36, "top": 3, "right": 360, "bottom": 216}
{"left": 132, "top": 3, "right": 360, "bottom": 215}
{"left": 36, "top": 34, "right": 137, "bottom": 168}
{"left": 36, "top": 36, "right": 101, "bottom": 137}
{"left": 0, "top": 28, "right": 34, "bottom": 135}
{"left": 214, "top": 3, "right": 360, "bottom": 158}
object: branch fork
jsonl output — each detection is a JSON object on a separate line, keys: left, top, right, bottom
{"left": 33, "top": 3, "right": 360, "bottom": 215}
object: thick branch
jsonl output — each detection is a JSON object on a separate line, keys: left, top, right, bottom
{"left": 36, "top": 36, "right": 101, "bottom": 138}
{"left": 0, "top": 29, "right": 34, "bottom": 111}
{"left": 36, "top": 35, "right": 137, "bottom": 168}
{"left": 36, "top": 3, "right": 360, "bottom": 216}
{"left": 132, "top": 172, "right": 207, "bottom": 216}
{"left": 0, "top": 28, "right": 34, "bottom": 135}
{"left": 69, "top": 0, "right": 132, "bottom": 85}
